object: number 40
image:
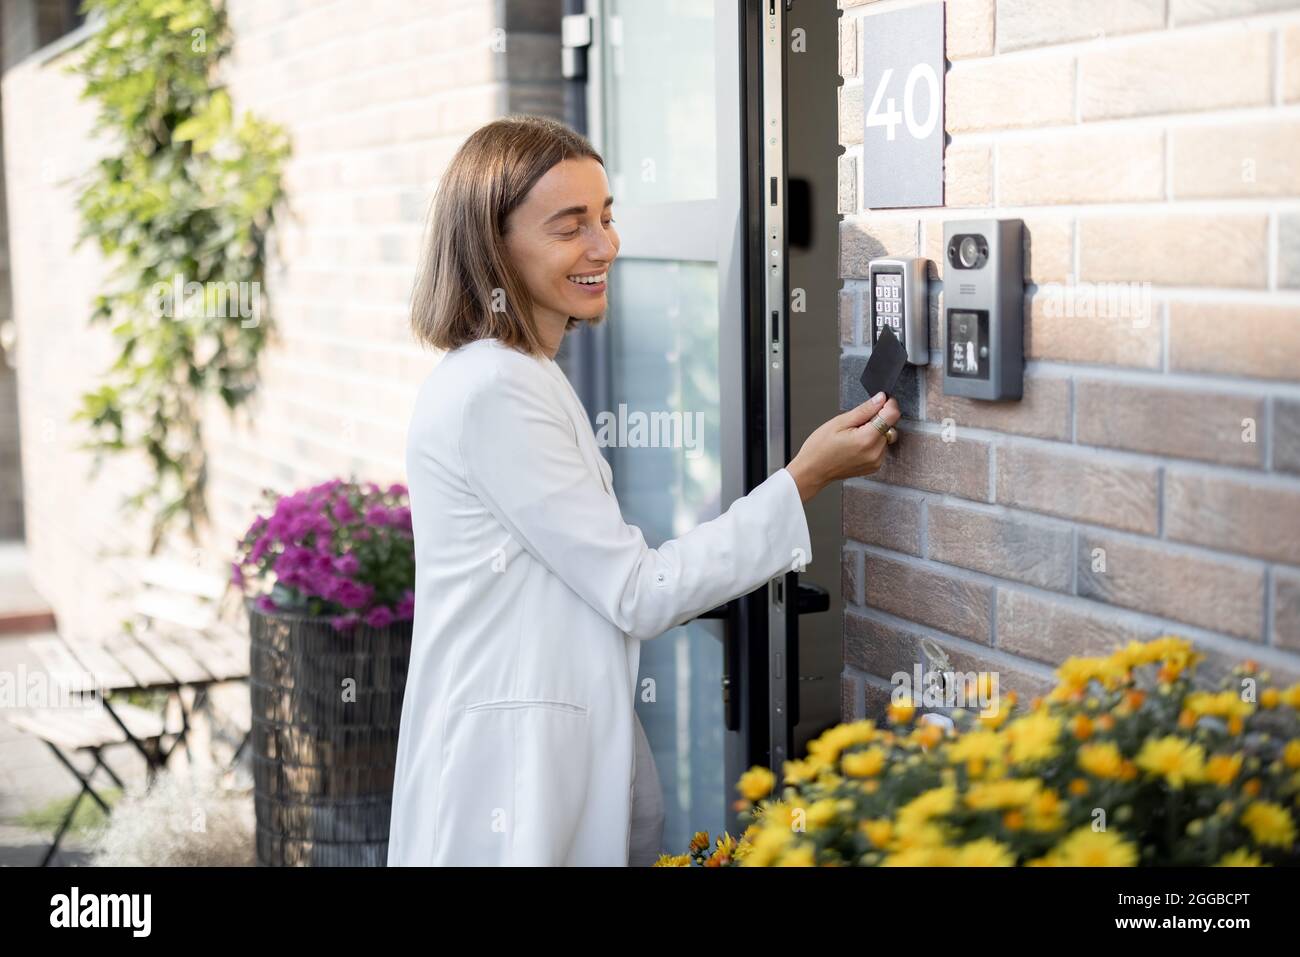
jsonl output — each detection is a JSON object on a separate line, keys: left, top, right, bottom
{"left": 865, "top": 63, "right": 940, "bottom": 141}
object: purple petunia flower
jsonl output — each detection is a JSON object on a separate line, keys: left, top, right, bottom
{"left": 396, "top": 590, "right": 415, "bottom": 619}
{"left": 365, "top": 605, "right": 395, "bottom": 629}
{"left": 333, "top": 579, "right": 373, "bottom": 610}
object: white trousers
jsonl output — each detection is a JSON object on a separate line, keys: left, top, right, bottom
{"left": 628, "top": 711, "right": 665, "bottom": 866}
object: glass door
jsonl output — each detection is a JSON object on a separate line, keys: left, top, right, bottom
{"left": 572, "top": 0, "right": 743, "bottom": 855}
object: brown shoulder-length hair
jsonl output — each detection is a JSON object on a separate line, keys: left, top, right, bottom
{"left": 410, "top": 115, "right": 606, "bottom": 357}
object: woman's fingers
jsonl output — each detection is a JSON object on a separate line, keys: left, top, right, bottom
{"left": 838, "top": 391, "right": 888, "bottom": 430}
{"left": 855, "top": 396, "right": 902, "bottom": 436}
{"left": 876, "top": 397, "right": 902, "bottom": 428}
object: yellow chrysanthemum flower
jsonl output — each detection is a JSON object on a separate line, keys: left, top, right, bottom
{"left": 1239, "top": 801, "right": 1296, "bottom": 849}
{"left": 1184, "top": 689, "right": 1254, "bottom": 721}
{"left": 1136, "top": 735, "right": 1206, "bottom": 789}
{"left": 1054, "top": 654, "right": 1129, "bottom": 694}
{"left": 1282, "top": 740, "right": 1300, "bottom": 770}
{"left": 1078, "top": 741, "right": 1126, "bottom": 779}
{"left": 1004, "top": 712, "right": 1063, "bottom": 765}
{"left": 778, "top": 843, "right": 817, "bottom": 866}
{"left": 842, "top": 746, "right": 886, "bottom": 778}
{"left": 737, "top": 766, "right": 776, "bottom": 801}
{"left": 806, "top": 798, "right": 842, "bottom": 829}
{"left": 860, "top": 818, "right": 893, "bottom": 849}
{"left": 1216, "top": 848, "right": 1264, "bottom": 867}
{"left": 955, "top": 837, "right": 1016, "bottom": 867}
{"left": 947, "top": 729, "right": 1005, "bottom": 764}
{"left": 653, "top": 853, "right": 692, "bottom": 866}
{"left": 781, "top": 757, "right": 820, "bottom": 787}
{"left": 964, "top": 779, "right": 1041, "bottom": 811}
{"left": 1046, "top": 827, "right": 1139, "bottom": 867}
{"left": 888, "top": 696, "right": 917, "bottom": 725}
{"left": 1205, "top": 753, "right": 1244, "bottom": 786}
{"left": 881, "top": 845, "right": 960, "bottom": 866}
{"left": 897, "top": 786, "right": 957, "bottom": 829}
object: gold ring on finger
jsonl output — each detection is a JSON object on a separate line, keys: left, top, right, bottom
{"left": 869, "top": 414, "right": 891, "bottom": 438}
{"left": 885, "top": 427, "right": 899, "bottom": 445}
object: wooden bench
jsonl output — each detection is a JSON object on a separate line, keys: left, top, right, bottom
{"left": 3, "top": 557, "right": 251, "bottom": 865}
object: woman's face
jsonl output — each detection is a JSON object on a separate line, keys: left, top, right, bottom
{"left": 503, "top": 157, "right": 620, "bottom": 346}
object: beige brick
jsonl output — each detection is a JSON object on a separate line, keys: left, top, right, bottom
{"left": 841, "top": 217, "right": 918, "bottom": 277}
{"left": 838, "top": 153, "right": 857, "bottom": 214}
{"left": 925, "top": 216, "right": 1072, "bottom": 284}
{"left": 861, "top": 680, "right": 893, "bottom": 724}
{"left": 996, "top": 443, "right": 1160, "bottom": 535}
{"left": 998, "top": 0, "right": 1165, "bottom": 52}
{"left": 865, "top": 429, "right": 991, "bottom": 501}
{"left": 1275, "top": 399, "right": 1300, "bottom": 475}
{"left": 1022, "top": 217, "right": 1074, "bottom": 285}
{"left": 1169, "top": 302, "right": 1300, "bottom": 380}
{"left": 944, "top": 141, "right": 992, "bottom": 208}
{"left": 1165, "top": 470, "right": 1300, "bottom": 565}
{"left": 861, "top": 554, "right": 994, "bottom": 644}
{"left": 1287, "top": 25, "right": 1300, "bottom": 103}
{"left": 1172, "top": 122, "right": 1300, "bottom": 198}
{"left": 846, "top": 611, "right": 1053, "bottom": 700}
{"left": 996, "top": 590, "right": 1291, "bottom": 688}
{"left": 996, "top": 589, "right": 1154, "bottom": 665}
{"left": 842, "top": 673, "right": 862, "bottom": 721}
{"left": 925, "top": 373, "right": 1071, "bottom": 441}
{"left": 928, "top": 502, "right": 1073, "bottom": 591}
{"left": 1027, "top": 289, "right": 1161, "bottom": 368}
{"left": 998, "top": 130, "right": 1164, "bottom": 206}
{"left": 843, "top": 548, "right": 863, "bottom": 605}
{"left": 1172, "top": 0, "right": 1300, "bottom": 24}
{"left": 840, "top": 287, "right": 858, "bottom": 346}
{"left": 1274, "top": 568, "right": 1300, "bottom": 652}
{"left": 1079, "top": 215, "right": 1269, "bottom": 288}
{"left": 946, "top": 55, "right": 1075, "bottom": 133}
{"left": 1075, "top": 379, "right": 1265, "bottom": 467}
{"left": 844, "top": 483, "right": 922, "bottom": 555}
{"left": 840, "top": 15, "right": 858, "bottom": 78}
{"left": 1279, "top": 213, "right": 1300, "bottom": 289}
{"left": 1077, "top": 533, "right": 1266, "bottom": 642}
{"left": 946, "top": 0, "right": 995, "bottom": 60}
{"left": 840, "top": 82, "right": 863, "bottom": 146}
{"left": 1080, "top": 30, "right": 1272, "bottom": 121}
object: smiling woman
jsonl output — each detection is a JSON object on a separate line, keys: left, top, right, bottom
{"left": 390, "top": 114, "right": 898, "bottom": 867}
{"left": 409, "top": 114, "right": 620, "bottom": 361}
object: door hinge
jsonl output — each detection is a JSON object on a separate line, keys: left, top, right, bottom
{"left": 561, "top": 13, "right": 592, "bottom": 80}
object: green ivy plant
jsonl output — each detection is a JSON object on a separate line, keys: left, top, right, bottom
{"left": 70, "top": 0, "right": 289, "bottom": 550}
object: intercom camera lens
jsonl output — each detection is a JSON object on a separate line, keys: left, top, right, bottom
{"left": 958, "top": 236, "right": 980, "bottom": 269}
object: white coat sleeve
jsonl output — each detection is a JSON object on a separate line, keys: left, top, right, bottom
{"left": 459, "top": 363, "right": 813, "bottom": 641}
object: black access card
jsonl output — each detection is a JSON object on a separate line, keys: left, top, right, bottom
{"left": 860, "top": 324, "right": 908, "bottom": 399}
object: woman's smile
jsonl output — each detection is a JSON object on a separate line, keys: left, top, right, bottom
{"left": 566, "top": 269, "right": 607, "bottom": 295}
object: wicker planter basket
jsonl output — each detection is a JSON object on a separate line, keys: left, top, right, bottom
{"left": 249, "top": 603, "right": 412, "bottom": 866}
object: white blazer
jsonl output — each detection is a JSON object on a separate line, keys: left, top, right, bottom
{"left": 387, "top": 336, "right": 813, "bottom": 866}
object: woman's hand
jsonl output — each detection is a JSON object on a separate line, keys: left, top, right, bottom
{"left": 785, "top": 392, "right": 901, "bottom": 503}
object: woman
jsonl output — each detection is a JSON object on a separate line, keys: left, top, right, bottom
{"left": 387, "top": 115, "right": 901, "bottom": 867}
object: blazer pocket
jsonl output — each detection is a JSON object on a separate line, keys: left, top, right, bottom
{"left": 464, "top": 698, "right": 588, "bottom": 716}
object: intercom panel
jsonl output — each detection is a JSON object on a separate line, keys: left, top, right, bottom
{"left": 942, "top": 218, "right": 1024, "bottom": 401}
{"left": 867, "top": 257, "right": 929, "bottom": 366}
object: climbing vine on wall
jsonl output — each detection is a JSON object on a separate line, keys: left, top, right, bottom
{"left": 71, "top": 0, "right": 289, "bottom": 550}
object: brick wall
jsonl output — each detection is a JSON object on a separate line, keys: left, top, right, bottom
{"left": 837, "top": 0, "right": 1300, "bottom": 722}
{"left": 1, "top": 0, "right": 562, "bottom": 635}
